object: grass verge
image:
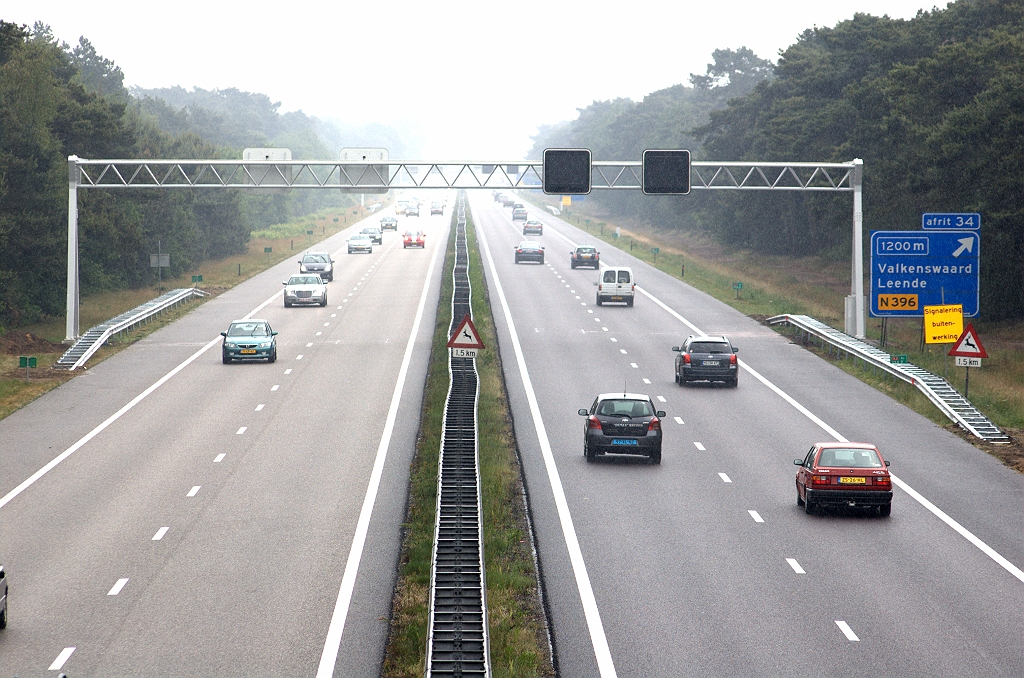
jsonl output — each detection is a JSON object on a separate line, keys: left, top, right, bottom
{"left": 0, "top": 200, "right": 384, "bottom": 421}
{"left": 521, "top": 192, "right": 1022, "bottom": 468}
{"left": 382, "top": 202, "right": 554, "bottom": 676}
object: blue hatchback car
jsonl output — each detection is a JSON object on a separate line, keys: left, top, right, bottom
{"left": 221, "top": 319, "right": 278, "bottom": 364}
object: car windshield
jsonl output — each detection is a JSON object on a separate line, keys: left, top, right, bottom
{"left": 350, "top": 235, "right": 370, "bottom": 242}
{"left": 690, "top": 342, "right": 731, "bottom": 354}
{"left": 288, "top": 276, "right": 320, "bottom": 285}
{"left": 228, "top": 322, "right": 270, "bottom": 337}
{"left": 597, "top": 399, "right": 653, "bottom": 417}
{"left": 817, "top": 448, "right": 884, "bottom": 468}
{"left": 302, "top": 254, "right": 327, "bottom": 263}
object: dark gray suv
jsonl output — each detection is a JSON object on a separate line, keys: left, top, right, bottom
{"left": 298, "top": 251, "right": 334, "bottom": 282}
{"left": 673, "top": 335, "right": 738, "bottom": 387}
{"left": 578, "top": 393, "right": 665, "bottom": 464}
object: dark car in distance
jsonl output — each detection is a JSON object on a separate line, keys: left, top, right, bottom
{"left": 673, "top": 335, "right": 738, "bottom": 387}
{"left": 380, "top": 216, "right": 398, "bottom": 231}
{"left": 523, "top": 220, "right": 543, "bottom": 236}
{"left": 579, "top": 393, "right": 666, "bottom": 464}
{"left": 221, "top": 319, "right": 278, "bottom": 364}
{"left": 514, "top": 241, "right": 545, "bottom": 264}
{"left": 298, "top": 251, "right": 334, "bottom": 282}
{"left": 795, "top": 442, "right": 892, "bottom": 515}
{"left": 570, "top": 246, "right": 600, "bottom": 269}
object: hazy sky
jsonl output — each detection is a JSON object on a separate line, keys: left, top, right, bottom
{"left": 5, "top": 0, "right": 935, "bottom": 159}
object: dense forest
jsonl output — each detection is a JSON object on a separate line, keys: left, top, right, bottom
{"left": 0, "top": 21, "right": 402, "bottom": 331}
{"left": 533, "top": 0, "right": 1024, "bottom": 321}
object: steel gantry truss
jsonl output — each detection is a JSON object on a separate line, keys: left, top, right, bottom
{"left": 64, "top": 156, "right": 865, "bottom": 340}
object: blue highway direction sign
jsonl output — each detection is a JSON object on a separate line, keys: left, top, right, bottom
{"left": 871, "top": 230, "right": 980, "bottom": 317}
{"left": 922, "top": 212, "right": 980, "bottom": 229}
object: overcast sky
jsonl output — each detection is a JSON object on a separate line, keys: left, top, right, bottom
{"left": 5, "top": 0, "right": 934, "bottom": 159}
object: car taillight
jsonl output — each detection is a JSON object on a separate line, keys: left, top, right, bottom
{"left": 875, "top": 476, "right": 891, "bottom": 486}
{"left": 648, "top": 417, "right": 661, "bottom": 432}
{"left": 587, "top": 415, "right": 602, "bottom": 430}
{"left": 631, "top": 284, "right": 635, "bottom": 291}
{"left": 683, "top": 353, "right": 691, "bottom": 364}
{"left": 730, "top": 354, "right": 737, "bottom": 365}
{"left": 812, "top": 475, "right": 832, "bottom": 485}
{"left": 517, "top": 248, "right": 523, "bottom": 253}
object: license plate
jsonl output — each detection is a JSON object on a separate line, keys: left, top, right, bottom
{"left": 703, "top": 360, "right": 720, "bottom": 366}
{"left": 611, "top": 439, "right": 638, "bottom": 446}
{"left": 240, "top": 349, "right": 257, "bottom": 354}
{"left": 611, "top": 296, "right": 623, "bottom": 301}
{"left": 839, "top": 476, "right": 866, "bottom": 484}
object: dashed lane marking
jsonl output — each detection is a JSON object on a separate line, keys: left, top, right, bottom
{"left": 236, "top": 427, "right": 246, "bottom": 435}
{"left": 108, "top": 578, "right": 129, "bottom": 595}
{"left": 835, "top": 621, "right": 859, "bottom": 641}
{"left": 49, "top": 648, "right": 75, "bottom": 671}
{"left": 214, "top": 454, "right": 225, "bottom": 463}
{"left": 718, "top": 473, "right": 732, "bottom": 483}
{"left": 748, "top": 510, "right": 764, "bottom": 523}
{"left": 694, "top": 442, "right": 706, "bottom": 451}
{"left": 674, "top": 417, "right": 684, "bottom": 425}
{"left": 786, "top": 558, "right": 806, "bottom": 574}
{"left": 152, "top": 527, "right": 168, "bottom": 540}
{"left": 187, "top": 486, "right": 200, "bottom": 497}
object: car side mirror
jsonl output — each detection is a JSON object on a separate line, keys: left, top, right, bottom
{"left": 794, "top": 459, "right": 803, "bottom": 465}
{"left": 734, "top": 347, "right": 739, "bottom": 353}
{"left": 541, "top": 247, "right": 545, "bottom": 250}
{"left": 297, "top": 260, "right": 302, "bottom": 264}
{"left": 271, "top": 331, "right": 279, "bottom": 336}
{"left": 885, "top": 460, "right": 891, "bottom": 466}
{"left": 593, "top": 282, "right": 598, "bottom": 286}
{"left": 672, "top": 346, "right": 680, "bottom": 352}
{"left": 220, "top": 331, "right": 227, "bottom": 337}
{"left": 577, "top": 408, "right": 588, "bottom": 416}
{"left": 656, "top": 410, "right": 666, "bottom": 418}
{"left": 282, "top": 281, "right": 287, "bottom": 285}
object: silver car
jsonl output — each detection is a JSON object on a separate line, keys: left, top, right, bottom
{"left": 283, "top": 274, "right": 327, "bottom": 307}
{"left": 348, "top": 233, "right": 373, "bottom": 254}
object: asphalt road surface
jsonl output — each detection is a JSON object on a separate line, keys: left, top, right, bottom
{"left": 0, "top": 198, "right": 450, "bottom": 676}
{"left": 470, "top": 192, "right": 1023, "bottom": 677}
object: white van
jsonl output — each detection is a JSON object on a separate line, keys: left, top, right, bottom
{"left": 595, "top": 267, "right": 635, "bottom": 307}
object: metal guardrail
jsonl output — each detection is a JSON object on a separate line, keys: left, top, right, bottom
{"left": 55, "top": 287, "right": 207, "bottom": 370}
{"left": 767, "top": 314, "right": 1010, "bottom": 444}
{"left": 425, "top": 197, "right": 491, "bottom": 676}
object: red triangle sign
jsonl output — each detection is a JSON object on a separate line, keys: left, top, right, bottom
{"left": 948, "top": 323, "right": 987, "bottom": 358}
{"left": 447, "top": 314, "right": 485, "bottom": 349}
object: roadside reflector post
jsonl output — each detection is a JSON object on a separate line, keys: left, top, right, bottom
{"left": 733, "top": 281, "right": 743, "bottom": 299}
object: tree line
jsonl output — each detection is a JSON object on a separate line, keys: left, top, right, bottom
{"left": 532, "top": 0, "right": 1023, "bottom": 321}
{"left": 0, "top": 21, "right": 394, "bottom": 331}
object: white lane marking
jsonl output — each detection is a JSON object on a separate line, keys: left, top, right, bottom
{"left": 255, "top": 404, "right": 265, "bottom": 411}
{"left": 748, "top": 510, "right": 764, "bottom": 523}
{"left": 306, "top": 342, "right": 313, "bottom": 347}
{"left": 643, "top": 378, "right": 651, "bottom": 384}
{"left": 588, "top": 309, "right": 594, "bottom": 313}
{"left": 476, "top": 205, "right": 618, "bottom": 677}
{"left": 694, "top": 442, "right": 706, "bottom": 451}
{"left": 343, "top": 299, "right": 349, "bottom": 302}
{"left": 187, "top": 486, "right": 201, "bottom": 497}
{"left": 49, "top": 647, "right": 76, "bottom": 670}
{"left": 656, "top": 396, "right": 666, "bottom": 402}
{"left": 576, "top": 296, "right": 581, "bottom": 299}
{"left": 0, "top": 290, "right": 287, "bottom": 512}
{"left": 296, "top": 355, "right": 304, "bottom": 360}
{"left": 610, "top": 338, "right": 618, "bottom": 342}
{"left": 271, "top": 385, "right": 280, "bottom": 391}
{"left": 631, "top": 286, "right": 1024, "bottom": 584}
{"left": 317, "top": 210, "right": 447, "bottom": 678}
{"left": 316, "top": 331, "right": 323, "bottom": 336}
{"left": 619, "top": 349, "right": 627, "bottom": 354}
{"left": 337, "top": 306, "right": 342, "bottom": 310}
{"left": 284, "top": 369, "right": 292, "bottom": 374}
{"left": 631, "top": 363, "right": 638, "bottom": 369}
{"left": 324, "top": 322, "right": 330, "bottom": 326}
{"left": 571, "top": 289, "right": 576, "bottom": 293}
{"left": 602, "top": 327, "right": 608, "bottom": 331}
{"left": 674, "top": 417, "right": 684, "bottom": 425}
{"left": 108, "top": 578, "right": 129, "bottom": 595}
{"left": 331, "top": 314, "right": 337, "bottom": 317}
{"left": 786, "top": 558, "right": 806, "bottom": 574}
{"left": 719, "top": 473, "right": 732, "bottom": 483}
{"left": 152, "top": 526, "right": 169, "bottom": 540}
{"left": 581, "top": 302, "right": 587, "bottom": 306}
{"left": 214, "top": 453, "right": 225, "bottom": 463}
{"left": 236, "top": 427, "right": 246, "bottom": 435}
{"left": 835, "top": 620, "right": 860, "bottom": 641}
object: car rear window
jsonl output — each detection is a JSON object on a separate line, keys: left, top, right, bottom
{"left": 817, "top": 448, "right": 883, "bottom": 468}
{"left": 617, "top": 271, "right": 631, "bottom": 283}
{"left": 603, "top": 270, "right": 617, "bottom": 283}
{"left": 597, "top": 399, "right": 653, "bottom": 417}
{"left": 577, "top": 247, "right": 596, "bottom": 253}
{"left": 689, "top": 342, "right": 731, "bottom": 354}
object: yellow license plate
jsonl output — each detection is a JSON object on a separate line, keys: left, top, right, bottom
{"left": 839, "top": 476, "right": 866, "bottom": 484}
{"left": 240, "top": 349, "right": 257, "bottom": 354}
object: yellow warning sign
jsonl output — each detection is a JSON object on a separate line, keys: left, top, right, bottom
{"left": 923, "top": 304, "right": 963, "bottom": 344}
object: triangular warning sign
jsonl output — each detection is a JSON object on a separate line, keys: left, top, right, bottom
{"left": 447, "top": 314, "right": 485, "bottom": 349}
{"left": 948, "top": 323, "right": 988, "bottom": 358}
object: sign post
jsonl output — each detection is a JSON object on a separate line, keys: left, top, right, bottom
{"left": 948, "top": 323, "right": 987, "bottom": 398}
{"left": 447, "top": 314, "right": 485, "bottom": 359}
{"left": 733, "top": 282, "right": 743, "bottom": 299}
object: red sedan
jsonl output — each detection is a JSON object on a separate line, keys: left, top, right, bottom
{"left": 794, "top": 442, "right": 892, "bottom": 516}
{"left": 403, "top": 230, "right": 425, "bottom": 248}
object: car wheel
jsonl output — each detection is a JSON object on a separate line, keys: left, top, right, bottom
{"left": 878, "top": 502, "right": 891, "bottom": 517}
{"left": 626, "top": 297, "right": 634, "bottom": 307}
{"left": 679, "top": 374, "right": 687, "bottom": 386}
{"left": 797, "top": 491, "right": 805, "bottom": 507}
{"left": 650, "top": 448, "right": 662, "bottom": 465}
{"left": 804, "top": 495, "right": 815, "bottom": 514}
{"left": 321, "top": 297, "right": 327, "bottom": 307}
{"left": 596, "top": 295, "right": 603, "bottom": 306}
{"left": 268, "top": 350, "right": 277, "bottom": 364}
{"left": 729, "top": 377, "right": 738, "bottom": 388}
{"left": 571, "top": 262, "right": 577, "bottom": 269}
{"left": 585, "top": 442, "right": 596, "bottom": 463}
{"left": 0, "top": 592, "right": 7, "bottom": 629}
{"left": 222, "top": 355, "right": 231, "bottom": 364}
{"left": 540, "top": 257, "right": 545, "bottom": 265}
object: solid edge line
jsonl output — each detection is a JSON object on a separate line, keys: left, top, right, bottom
{"left": 638, "top": 281, "right": 1024, "bottom": 585}
{"left": 0, "top": 289, "right": 282, "bottom": 513}
{"left": 315, "top": 214, "right": 446, "bottom": 678}
{"left": 475, "top": 199, "right": 618, "bottom": 678}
